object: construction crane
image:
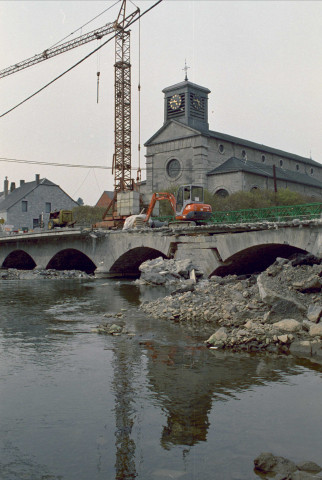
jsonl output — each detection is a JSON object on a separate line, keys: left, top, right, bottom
{"left": 0, "top": 1, "right": 142, "bottom": 221}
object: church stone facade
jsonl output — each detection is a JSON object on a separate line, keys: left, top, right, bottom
{"left": 141, "top": 79, "right": 322, "bottom": 201}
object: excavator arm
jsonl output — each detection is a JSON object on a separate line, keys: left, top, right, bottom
{"left": 144, "top": 192, "right": 176, "bottom": 222}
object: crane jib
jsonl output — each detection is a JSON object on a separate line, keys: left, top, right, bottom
{"left": 0, "top": 8, "right": 140, "bottom": 79}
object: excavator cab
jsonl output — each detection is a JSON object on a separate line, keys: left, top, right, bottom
{"left": 176, "top": 185, "right": 204, "bottom": 212}
{"left": 175, "top": 185, "right": 212, "bottom": 223}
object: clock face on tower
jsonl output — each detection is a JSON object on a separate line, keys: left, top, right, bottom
{"left": 169, "top": 94, "right": 182, "bottom": 110}
{"left": 190, "top": 92, "right": 205, "bottom": 119}
{"left": 192, "top": 94, "right": 202, "bottom": 110}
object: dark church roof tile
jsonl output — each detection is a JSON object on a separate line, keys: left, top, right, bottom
{"left": 207, "top": 157, "right": 322, "bottom": 189}
{"left": 207, "top": 130, "right": 320, "bottom": 168}
{"left": 162, "top": 80, "right": 210, "bottom": 94}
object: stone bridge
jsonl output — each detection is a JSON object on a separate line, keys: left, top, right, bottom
{"left": 0, "top": 220, "right": 321, "bottom": 278}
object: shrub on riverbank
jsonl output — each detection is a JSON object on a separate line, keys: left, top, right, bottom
{"left": 72, "top": 205, "right": 106, "bottom": 226}
{"left": 207, "top": 189, "right": 313, "bottom": 212}
{"left": 156, "top": 187, "right": 313, "bottom": 216}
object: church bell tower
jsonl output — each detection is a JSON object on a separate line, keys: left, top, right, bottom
{"left": 162, "top": 70, "right": 210, "bottom": 132}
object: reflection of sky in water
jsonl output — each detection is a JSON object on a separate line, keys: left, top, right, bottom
{"left": 0, "top": 279, "right": 321, "bottom": 480}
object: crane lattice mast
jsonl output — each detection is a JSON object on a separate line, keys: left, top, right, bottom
{"left": 114, "top": 0, "right": 133, "bottom": 192}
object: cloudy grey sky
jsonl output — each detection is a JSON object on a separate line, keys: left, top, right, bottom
{"left": 1, "top": 0, "right": 322, "bottom": 205}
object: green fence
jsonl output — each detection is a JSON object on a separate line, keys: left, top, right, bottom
{"left": 208, "top": 202, "right": 322, "bottom": 225}
{"left": 152, "top": 203, "right": 322, "bottom": 226}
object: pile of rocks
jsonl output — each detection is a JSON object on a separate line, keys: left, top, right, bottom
{"left": 136, "top": 257, "right": 202, "bottom": 286}
{"left": 140, "top": 254, "right": 322, "bottom": 360}
{"left": 95, "top": 323, "right": 124, "bottom": 335}
{"left": 254, "top": 452, "right": 322, "bottom": 479}
{"left": 0, "top": 268, "right": 93, "bottom": 280}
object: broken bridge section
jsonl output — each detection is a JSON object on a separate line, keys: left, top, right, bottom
{"left": 0, "top": 221, "right": 320, "bottom": 277}
{"left": 171, "top": 221, "right": 321, "bottom": 277}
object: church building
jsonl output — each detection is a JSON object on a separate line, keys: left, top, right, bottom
{"left": 141, "top": 78, "right": 322, "bottom": 202}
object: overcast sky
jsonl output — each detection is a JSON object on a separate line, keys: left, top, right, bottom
{"left": 1, "top": 0, "right": 322, "bottom": 205}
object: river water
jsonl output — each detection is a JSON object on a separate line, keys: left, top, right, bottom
{"left": 0, "top": 278, "right": 321, "bottom": 480}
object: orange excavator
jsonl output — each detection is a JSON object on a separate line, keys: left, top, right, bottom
{"left": 145, "top": 185, "right": 212, "bottom": 226}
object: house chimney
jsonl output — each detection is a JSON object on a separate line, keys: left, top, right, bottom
{"left": 10, "top": 182, "right": 16, "bottom": 192}
{"left": 35, "top": 174, "right": 40, "bottom": 185}
{"left": 4, "top": 177, "right": 8, "bottom": 197}
{"left": 20, "top": 180, "right": 25, "bottom": 186}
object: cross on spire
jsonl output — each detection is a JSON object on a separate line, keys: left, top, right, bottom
{"left": 183, "top": 59, "right": 190, "bottom": 81}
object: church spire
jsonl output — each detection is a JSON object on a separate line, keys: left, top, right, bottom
{"left": 183, "top": 59, "right": 190, "bottom": 81}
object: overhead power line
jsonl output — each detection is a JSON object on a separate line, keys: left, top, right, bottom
{"left": 0, "top": 156, "right": 213, "bottom": 172}
{"left": 0, "top": 157, "right": 110, "bottom": 169}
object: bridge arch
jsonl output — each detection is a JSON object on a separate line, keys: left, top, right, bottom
{"left": 110, "top": 247, "right": 167, "bottom": 277}
{"left": 2, "top": 250, "right": 36, "bottom": 270}
{"left": 46, "top": 248, "right": 96, "bottom": 274}
{"left": 212, "top": 243, "right": 307, "bottom": 277}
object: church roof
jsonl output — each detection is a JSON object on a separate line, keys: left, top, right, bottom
{"left": 162, "top": 80, "right": 210, "bottom": 94}
{"left": 0, "top": 178, "right": 70, "bottom": 211}
{"left": 144, "top": 120, "right": 200, "bottom": 146}
{"left": 207, "top": 157, "right": 322, "bottom": 189}
{"left": 145, "top": 119, "right": 320, "bottom": 169}
{"left": 207, "top": 129, "right": 321, "bottom": 168}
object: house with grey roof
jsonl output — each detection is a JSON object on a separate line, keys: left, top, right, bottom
{"left": 0, "top": 174, "right": 78, "bottom": 232}
{"left": 142, "top": 78, "right": 322, "bottom": 201}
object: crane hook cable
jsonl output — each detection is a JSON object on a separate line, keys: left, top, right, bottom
{"left": 0, "top": 0, "right": 163, "bottom": 119}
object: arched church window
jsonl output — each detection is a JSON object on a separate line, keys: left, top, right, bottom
{"left": 310, "top": 168, "right": 314, "bottom": 175}
{"left": 219, "top": 144, "right": 224, "bottom": 154}
{"left": 296, "top": 164, "right": 299, "bottom": 171}
{"left": 166, "top": 159, "right": 181, "bottom": 178}
{"left": 280, "top": 160, "right": 283, "bottom": 167}
{"left": 242, "top": 150, "right": 247, "bottom": 159}
{"left": 261, "top": 155, "right": 266, "bottom": 163}
{"left": 215, "top": 189, "right": 229, "bottom": 198}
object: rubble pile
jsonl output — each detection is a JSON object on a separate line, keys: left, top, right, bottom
{"left": 136, "top": 257, "right": 203, "bottom": 286}
{"left": 140, "top": 254, "right": 322, "bottom": 360}
{"left": 0, "top": 268, "right": 93, "bottom": 280}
